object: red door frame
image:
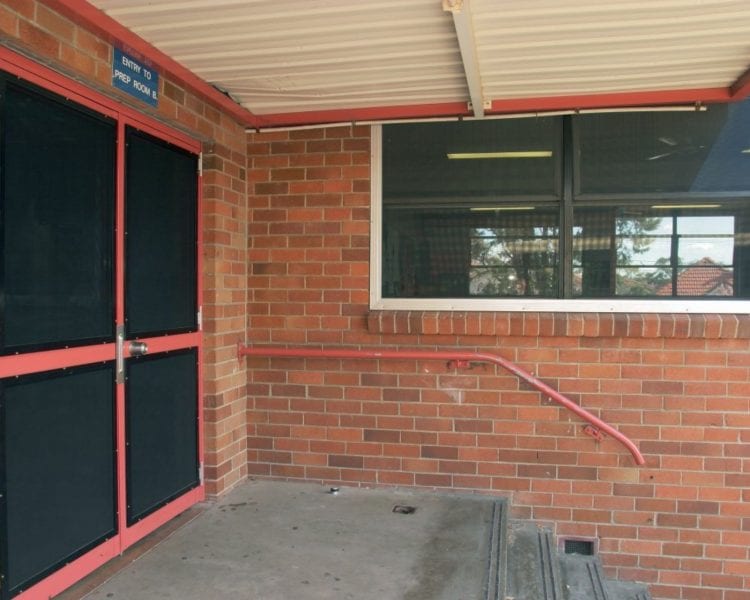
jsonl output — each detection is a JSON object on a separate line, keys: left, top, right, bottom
{"left": 0, "top": 47, "right": 205, "bottom": 600}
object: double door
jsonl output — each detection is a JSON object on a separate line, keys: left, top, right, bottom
{"left": 0, "top": 76, "right": 203, "bottom": 598}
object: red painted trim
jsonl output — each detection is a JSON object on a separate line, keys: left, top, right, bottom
{"left": 115, "top": 118, "right": 128, "bottom": 549}
{"left": 0, "top": 47, "right": 118, "bottom": 118}
{"left": 116, "top": 375, "right": 127, "bottom": 553}
{"left": 239, "top": 345, "right": 646, "bottom": 466}
{"left": 122, "top": 486, "right": 205, "bottom": 549}
{"left": 196, "top": 168, "right": 205, "bottom": 469}
{"left": 127, "top": 332, "right": 202, "bottom": 357}
{"left": 249, "top": 88, "right": 734, "bottom": 128}
{"left": 252, "top": 101, "right": 472, "bottom": 128}
{"left": 730, "top": 66, "right": 750, "bottom": 99}
{"left": 123, "top": 113, "right": 200, "bottom": 154}
{"left": 0, "top": 344, "right": 116, "bottom": 378}
{"left": 489, "top": 87, "right": 732, "bottom": 114}
{"left": 41, "top": 0, "right": 258, "bottom": 127}
{"left": 13, "top": 537, "right": 120, "bottom": 600}
{"left": 197, "top": 342, "right": 205, "bottom": 472}
{"left": 0, "top": 47, "right": 198, "bottom": 152}
{"left": 116, "top": 121, "right": 126, "bottom": 327}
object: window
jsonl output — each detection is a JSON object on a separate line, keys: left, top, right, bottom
{"left": 371, "top": 102, "right": 750, "bottom": 312}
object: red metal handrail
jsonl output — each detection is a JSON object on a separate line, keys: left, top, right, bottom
{"left": 238, "top": 345, "right": 646, "bottom": 466}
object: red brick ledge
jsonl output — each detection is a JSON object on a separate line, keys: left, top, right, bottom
{"left": 367, "top": 311, "right": 750, "bottom": 339}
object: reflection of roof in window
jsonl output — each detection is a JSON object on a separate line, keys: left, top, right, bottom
{"left": 657, "top": 257, "right": 733, "bottom": 297}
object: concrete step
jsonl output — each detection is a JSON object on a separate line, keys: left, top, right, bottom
{"left": 559, "top": 554, "right": 608, "bottom": 600}
{"left": 559, "top": 554, "right": 652, "bottom": 600}
{"left": 606, "top": 580, "right": 653, "bottom": 600}
{"left": 482, "top": 500, "right": 508, "bottom": 600}
{"left": 505, "top": 521, "right": 564, "bottom": 600}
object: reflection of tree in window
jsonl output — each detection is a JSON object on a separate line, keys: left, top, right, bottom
{"left": 380, "top": 102, "right": 750, "bottom": 302}
{"left": 614, "top": 215, "right": 672, "bottom": 297}
{"left": 469, "top": 215, "right": 558, "bottom": 297}
{"left": 575, "top": 209, "right": 742, "bottom": 298}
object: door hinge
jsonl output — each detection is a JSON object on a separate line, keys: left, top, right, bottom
{"left": 197, "top": 306, "right": 203, "bottom": 330}
{"left": 198, "top": 462, "right": 204, "bottom": 484}
{"left": 198, "top": 152, "right": 203, "bottom": 176}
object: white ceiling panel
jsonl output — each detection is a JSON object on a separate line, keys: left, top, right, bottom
{"left": 87, "top": 0, "right": 750, "bottom": 125}
{"left": 472, "top": 0, "right": 750, "bottom": 99}
{"left": 91, "top": 0, "right": 468, "bottom": 116}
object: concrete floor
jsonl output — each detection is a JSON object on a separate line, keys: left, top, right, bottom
{"left": 72, "top": 480, "right": 501, "bottom": 600}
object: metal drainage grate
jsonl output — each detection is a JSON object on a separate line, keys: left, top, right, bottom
{"left": 564, "top": 538, "right": 595, "bottom": 556}
{"left": 392, "top": 505, "right": 417, "bottom": 515}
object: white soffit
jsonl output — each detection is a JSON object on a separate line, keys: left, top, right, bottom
{"left": 471, "top": 0, "right": 750, "bottom": 99}
{"left": 88, "top": 0, "right": 750, "bottom": 123}
{"left": 90, "top": 0, "right": 468, "bottom": 116}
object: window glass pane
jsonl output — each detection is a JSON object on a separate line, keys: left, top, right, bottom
{"left": 616, "top": 237, "right": 672, "bottom": 266}
{"left": 2, "top": 83, "right": 115, "bottom": 352}
{"left": 383, "top": 118, "right": 561, "bottom": 203}
{"left": 383, "top": 206, "right": 559, "bottom": 298}
{"left": 678, "top": 237, "right": 733, "bottom": 266}
{"left": 574, "top": 204, "right": 750, "bottom": 298}
{"left": 616, "top": 267, "right": 672, "bottom": 296}
{"left": 577, "top": 102, "right": 750, "bottom": 194}
{"left": 379, "top": 107, "right": 750, "bottom": 304}
{"left": 677, "top": 215, "right": 733, "bottom": 235}
{"left": 675, "top": 265, "right": 733, "bottom": 296}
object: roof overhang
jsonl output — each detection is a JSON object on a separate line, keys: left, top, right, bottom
{"left": 43, "top": 0, "right": 750, "bottom": 129}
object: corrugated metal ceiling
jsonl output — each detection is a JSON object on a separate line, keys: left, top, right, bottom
{"left": 473, "top": 0, "right": 750, "bottom": 98}
{"left": 88, "top": 0, "right": 750, "bottom": 126}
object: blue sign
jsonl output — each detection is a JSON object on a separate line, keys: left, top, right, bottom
{"left": 112, "top": 48, "right": 158, "bottom": 107}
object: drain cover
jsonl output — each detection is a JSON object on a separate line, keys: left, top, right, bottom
{"left": 392, "top": 505, "right": 417, "bottom": 514}
{"left": 564, "top": 539, "right": 595, "bottom": 556}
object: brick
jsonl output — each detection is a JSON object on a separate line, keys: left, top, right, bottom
{"left": 438, "top": 460, "right": 476, "bottom": 474}
{"left": 19, "top": 20, "right": 60, "bottom": 58}
{"left": 558, "top": 466, "right": 598, "bottom": 480}
{"left": 663, "top": 543, "right": 705, "bottom": 557}
{"left": 613, "top": 484, "right": 655, "bottom": 498}
{"left": 657, "top": 513, "right": 698, "bottom": 528}
{"left": 363, "top": 429, "right": 400, "bottom": 443}
{"left": 328, "top": 455, "right": 363, "bottom": 469}
{"left": 422, "top": 445, "right": 458, "bottom": 459}
{"left": 415, "top": 473, "right": 452, "bottom": 487}
{"left": 518, "top": 464, "right": 556, "bottom": 478}
{"left": 678, "top": 501, "right": 720, "bottom": 515}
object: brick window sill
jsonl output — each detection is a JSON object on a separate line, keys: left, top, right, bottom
{"left": 367, "top": 311, "right": 750, "bottom": 339}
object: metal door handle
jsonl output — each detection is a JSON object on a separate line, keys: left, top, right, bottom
{"left": 129, "top": 341, "right": 149, "bottom": 356}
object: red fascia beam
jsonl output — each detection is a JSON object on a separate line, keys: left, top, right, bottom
{"left": 730, "top": 65, "right": 750, "bottom": 99}
{"left": 489, "top": 87, "right": 732, "bottom": 115}
{"left": 251, "top": 101, "right": 472, "bottom": 129}
{"left": 41, "top": 0, "right": 260, "bottom": 128}
{"left": 239, "top": 344, "right": 646, "bottom": 466}
{"left": 254, "top": 87, "right": 733, "bottom": 129}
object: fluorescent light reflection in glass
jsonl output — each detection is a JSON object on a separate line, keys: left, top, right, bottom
{"left": 447, "top": 151, "right": 553, "bottom": 160}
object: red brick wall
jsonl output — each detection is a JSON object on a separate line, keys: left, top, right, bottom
{"left": 8, "top": 3, "right": 750, "bottom": 596}
{"left": 247, "top": 126, "right": 750, "bottom": 600}
{"left": 3, "top": 1, "right": 249, "bottom": 497}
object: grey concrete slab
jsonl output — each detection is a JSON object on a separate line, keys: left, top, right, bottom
{"left": 83, "top": 480, "right": 502, "bottom": 600}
